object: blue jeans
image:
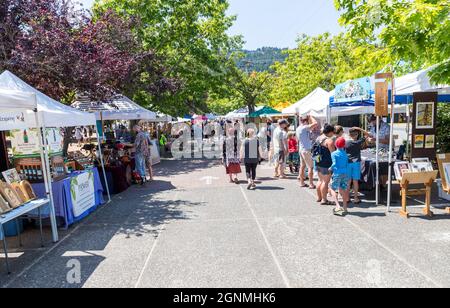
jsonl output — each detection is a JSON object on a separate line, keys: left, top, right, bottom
{"left": 135, "top": 153, "right": 146, "bottom": 178}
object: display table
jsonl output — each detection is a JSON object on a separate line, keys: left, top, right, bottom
{"left": 99, "top": 164, "right": 131, "bottom": 195}
{"left": 31, "top": 168, "right": 104, "bottom": 229}
{"left": 0, "top": 199, "right": 49, "bottom": 274}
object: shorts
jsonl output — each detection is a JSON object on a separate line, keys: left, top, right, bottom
{"left": 316, "top": 166, "right": 331, "bottom": 176}
{"left": 331, "top": 174, "right": 349, "bottom": 191}
{"left": 300, "top": 151, "right": 314, "bottom": 169}
{"left": 347, "top": 162, "right": 361, "bottom": 181}
{"left": 275, "top": 151, "right": 286, "bottom": 164}
{"left": 287, "top": 152, "right": 300, "bottom": 165}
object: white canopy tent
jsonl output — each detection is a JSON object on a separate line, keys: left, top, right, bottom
{"left": 0, "top": 89, "right": 59, "bottom": 247}
{"left": 72, "top": 95, "right": 156, "bottom": 121}
{"left": 0, "top": 71, "right": 97, "bottom": 128}
{"left": 0, "top": 71, "right": 111, "bottom": 204}
{"left": 282, "top": 87, "right": 330, "bottom": 116}
{"left": 395, "top": 67, "right": 450, "bottom": 96}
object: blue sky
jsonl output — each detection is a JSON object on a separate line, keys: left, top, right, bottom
{"left": 80, "top": 0, "right": 342, "bottom": 49}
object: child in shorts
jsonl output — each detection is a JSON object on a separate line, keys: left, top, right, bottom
{"left": 346, "top": 127, "right": 369, "bottom": 204}
{"left": 329, "top": 137, "right": 350, "bottom": 216}
{"left": 287, "top": 132, "right": 300, "bottom": 174}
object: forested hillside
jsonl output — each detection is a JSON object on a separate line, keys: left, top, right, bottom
{"left": 237, "top": 47, "right": 287, "bottom": 72}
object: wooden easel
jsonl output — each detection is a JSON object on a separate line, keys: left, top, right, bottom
{"left": 400, "top": 171, "right": 438, "bottom": 218}
{"left": 436, "top": 154, "right": 450, "bottom": 214}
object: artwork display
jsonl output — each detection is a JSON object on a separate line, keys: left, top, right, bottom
{"left": 412, "top": 158, "right": 430, "bottom": 163}
{"left": 442, "top": 163, "right": 450, "bottom": 189}
{"left": 416, "top": 102, "right": 435, "bottom": 129}
{"left": 425, "top": 135, "right": 435, "bottom": 149}
{"left": 394, "top": 162, "right": 411, "bottom": 180}
{"left": 2, "top": 168, "right": 21, "bottom": 185}
{"left": 20, "top": 180, "right": 36, "bottom": 201}
{"left": 11, "top": 183, "right": 29, "bottom": 203}
{"left": 414, "top": 135, "right": 425, "bottom": 149}
{"left": 0, "top": 182, "right": 23, "bottom": 209}
{"left": 0, "top": 194, "right": 11, "bottom": 214}
{"left": 410, "top": 162, "right": 434, "bottom": 173}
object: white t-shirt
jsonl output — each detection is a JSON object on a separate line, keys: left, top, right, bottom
{"left": 272, "top": 127, "right": 285, "bottom": 153}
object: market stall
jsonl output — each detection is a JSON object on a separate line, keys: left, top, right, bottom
{"left": 0, "top": 71, "right": 108, "bottom": 228}
{"left": 0, "top": 88, "right": 58, "bottom": 273}
{"left": 72, "top": 95, "right": 160, "bottom": 193}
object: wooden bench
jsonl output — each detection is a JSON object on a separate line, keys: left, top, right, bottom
{"left": 399, "top": 171, "right": 438, "bottom": 218}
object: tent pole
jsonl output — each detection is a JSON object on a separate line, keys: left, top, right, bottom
{"left": 387, "top": 76, "right": 396, "bottom": 212}
{"left": 37, "top": 112, "right": 59, "bottom": 243}
{"left": 376, "top": 116, "right": 380, "bottom": 205}
{"left": 406, "top": 100, "right": 411, "bottom": 160}
{"left": 96, "top": 126, "right": 111, "bottom": 204}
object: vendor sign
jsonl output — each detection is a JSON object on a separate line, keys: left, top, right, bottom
{"left": 411, "top": 92, "right": 438, "bottom": 160}
{"left": 10, "top": 128, "right": 63, "bottom": 158}
{"left": 70, "top": 170, "right": 96, "bottom": 218}
{"left": 335, "top": 77, "right": 372, "bottom": 105}
{"left": 0, "top": 112, "right": 27, "bottom": 131}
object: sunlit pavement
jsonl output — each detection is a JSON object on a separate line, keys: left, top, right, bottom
{"left": 1, "top": 158, "right": 449, "bottom": 288}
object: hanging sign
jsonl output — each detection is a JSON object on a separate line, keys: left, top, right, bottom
{"left": 375, "top": 73, "right": 392, "bottom": 117}
{"left": 334, "top": 77, "right": 372, "bottom": 105}
{"left": 10, "top": 128, "right": 63, "bottom": 158}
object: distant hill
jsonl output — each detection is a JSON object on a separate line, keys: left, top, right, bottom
{"left": 237, "top": 47, "right": 288, "bottom": 72}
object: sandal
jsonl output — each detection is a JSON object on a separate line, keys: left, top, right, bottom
{"left": 309, "top": 185, "right": 317, "bottom": 190}
{"left": 300, "top": 184, "right": 309, "bottom": 188}
{"left": 353, "top": 199, "right": 362, "bottom": 205}
{"left": 333, "top": 208, "right": 345, "bottom": 216}
{"left": 321, "top": 200, "right": 334, "bottom": 206}
{"left": 234, "top": 178, "right": 240, "bottom": 184}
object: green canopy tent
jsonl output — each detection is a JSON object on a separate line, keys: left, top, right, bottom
{"left": 248, "top": 106, "right": 281, "bottom": 118}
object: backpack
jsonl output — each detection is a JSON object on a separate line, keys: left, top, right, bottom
{"left": 311, "top": 137, "right": 327, "bottom": 164}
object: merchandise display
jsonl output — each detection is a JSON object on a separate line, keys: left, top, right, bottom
{"left": 0, "top": 182, "right": 23, "bottom": 209}
{"left": 20, "top": 180, "right": 37, "bottom": 201}
{"left": 0, "top": 194, "right": 10, "bottom": 214}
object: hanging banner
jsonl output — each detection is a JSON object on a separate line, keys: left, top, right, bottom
{"left": 10, "top": 128, "right": 63, "bottom": 158}
{"left": 334, "top": 77, "right": 372, "bottom": 105}
{"left": 374, "top": 72, "right": 392, "bottom": 117}
{"left": 0, "top": 112, "right": 27, "bottom": 131}
{"left": 70, "top": 170, "right": 96, "bottom": 218}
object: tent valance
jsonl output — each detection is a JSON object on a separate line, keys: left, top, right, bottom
{"left": 72, "top": 95, "right": 156, "bottom": 121}
{"left": 0, "top": 71, "right": 96, "bottom": 128}
{"left": 249, "top": 106, "right": 281, "bottom": 118}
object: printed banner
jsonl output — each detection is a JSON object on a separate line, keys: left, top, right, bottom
{"left": 70, "top": 170, "right": 95, "bottom": 218}
{"left": 0, "top": 112, "right": 27, "bottom": 131}
{"left": 10, "top": 128, "right": 63, "bottom": 158}
{"left": 334, "top": 77, "right": 372, "bottom": 104}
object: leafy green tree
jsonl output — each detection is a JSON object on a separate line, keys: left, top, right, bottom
{"left": 334, "top": 0, "right": 450, "bottom": 84}
{"left": 270, "top": 33, "right": 390, "bottom": 104}
{"left": 94, "top": 0, "right": 242, "bottom": 116}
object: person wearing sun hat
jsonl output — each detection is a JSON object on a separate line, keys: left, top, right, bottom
{"left": 329, "top": 137, "right": 350, "bottom": 216}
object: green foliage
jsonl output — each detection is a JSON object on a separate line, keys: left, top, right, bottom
{"left": 95, "top": 0, "right": 243, "bottom": 116}
{"left": 334, "top": 0, "right": 450, "bottom": 84}
{"left": 270, "top": 33, "right": 391, "bottom": 104}
{"left": 237, "top": 47, "right": 288, "bottom": 73}
{"left": 437, "top": 103, "right": 450, "bottom": 153}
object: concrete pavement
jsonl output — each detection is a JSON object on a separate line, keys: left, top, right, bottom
{"left": 1, "top": 158, "right": 449, "bottom": 288}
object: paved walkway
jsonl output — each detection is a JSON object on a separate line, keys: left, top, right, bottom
{"left": 1, "top": 159, "right": 449, "bottom": 288}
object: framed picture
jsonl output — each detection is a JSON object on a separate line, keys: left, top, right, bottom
{"left": 0, "top": 182, "right": 23, "bottom": 209}
{"left": 425, "top": 135, "right": 435, "bottom": 149}
{"left": 11, "top": 183, "right": 29, "bottom": 203}
{"left": 20, "top": 180, "right": 36, "bottom": 201}
{"left": 412, "top": 158, "right": 430, "bottom": 163}
{"left": 416, "top": 102, "right": 435, "bottom": 129}
{"left": 410, "top": 162, "right": 434, "bottom": 173}
{"left": 2, "top": 168, "right": 21, "bottom": 185}
{"left": 443, "top": 163, "right": 450, "bottom": 188}
{"left": 394, "top": 162, "right": 411, "bottom": 180}
{"left": 0, "top": 194, "right": 11, "bottom": 214}
{"left": 414, "top": 135, "right": 425, "bottom": 149}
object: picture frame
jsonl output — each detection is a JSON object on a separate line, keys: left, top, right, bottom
{"left": 394, "top": 162, "right": 411, "bottom": 180}
{"left": 0, "top": 182, "right": 23, "bottom": 209}
{"left": 0, "top": 194, "right": 11, "bottom": 214}
{"left": 414, "top": 135, "right": 425, "bottom": 149}
{"left": 416, "top": 102, "right": 435, "bottom": 129}
{"left": 425, "top": 135, "right": 435, "bottom": 149}
{"left": 412, "top": 158, "right": 430, "bottom": 163}
{"left": 20, "top": 180, "right": 37, "bottom": 201}
{"left": 410, "top": 162, "right": 434, "bottom": 173}
{"left": 11, "top": 183, "right": 30, "bottom": 203}
{"left": 2, "top": 168, "right": 21, "bottom": 185}
{"left": 442, "top": 163, "right": 450, "bottom": 189}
